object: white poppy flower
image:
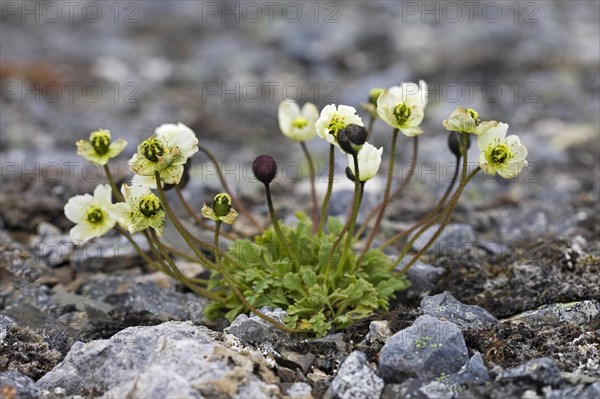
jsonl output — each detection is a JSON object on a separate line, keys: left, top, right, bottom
{"left": 109, "top": 184, "right": 166, "bottom": 237}
{"left": 477, "top": 122, "right": 528, "bottom": 179}
{"left": 315, "top": 104, "right": 363, "bottom": 148}
{"left": 76, "top": 129, "right": 127, "bottom": 165}
{"left": 377, "top": 80, "right": 428, "bottom": 136}
{"left": 347, "top": 142, "right": 383, "bottom": 181}
{"left": 129, "top": 122, "right": 198, "bottom": 185}
{"left": 64, "top": 184, "right": 116, "bottom": 244}
{"left": 278, "top": 100, "right": 319, "bottom": 142}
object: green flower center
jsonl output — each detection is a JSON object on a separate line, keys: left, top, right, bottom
{"left": 139, "top": 194, "right": 161, "bottom": 217}
{"left": 86, "top": 206, "right": 105, "bottom": 225}
{"left": 91, "top": 132, "right": 111, "bottom": 156}
{"left": 490, "top": 144, "right": 511, "bottom": 164}
{"left": 466, "top": 108, "right": 481, "bottom": 126}
{"left": 292, "top": 117, "right": 308, "bottom": 129}
{"left": 141, "top": 138, "right": 165, "bottom": 162}
{"left": 213, "top": 193, "right": 232, "bottom": 217}
{"left": 393, "top": 103, "right": 411, "bottom": 125}
{"left": 328, "top": 115, "right": 347, "bottom": 136}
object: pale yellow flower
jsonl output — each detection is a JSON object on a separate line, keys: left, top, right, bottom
{"left": 477, "top": 123, "right": 528, "bottom": 178}
{"left": 347, "top": 142, "right": 383, "bottom": 181}
{"left": 377, "top": 80, "right": 428, "bottom": 136}
{"left": 76, "top": 129, "right": 127, "bottom": 165}
{"left": 129, "top": 123, "right": 198, "bottom": 185}
{"left": 109, "top": 184, "right": 166, "bottom": 237}
{"left": 278, "top": 100, "right": 319, "bottom": 142}
{"left": 64, "top": 184, "right": 116, "bottom": 244}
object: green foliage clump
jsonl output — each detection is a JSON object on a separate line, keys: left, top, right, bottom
{"left": 205, "top": 213, "right": 410, "bottom": 337}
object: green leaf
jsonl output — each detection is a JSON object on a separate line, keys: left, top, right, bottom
{"left": 327, "top": 216, "right": 344, "bottom": 236}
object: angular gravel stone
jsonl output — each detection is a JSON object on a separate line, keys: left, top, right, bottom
{"left": 498, "top": 357, "right": 563, "bottom": 387}
{"left": 0, "top": 371, "right": 42, "bottom": 399}
{"left": 326, "top": 351, "right": 384, "bottom": 399}
{"left": 37, "top": 321, "right": 280, "bottom": 398}
{"left": 504, "top": 300, "right": 600, "bottom": 327}
{"left": 379, "top": 315, "right": 469, "bottom": 382}
{"left": 225, "top": 307, "right": 290, "bottom": 345}
{"left": 420, "top": 292, "right": 498, "bottom": 329}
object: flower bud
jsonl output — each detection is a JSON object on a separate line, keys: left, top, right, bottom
{"left": 448, "top": 131, "right": 471, "bottom": 158}
{"left": 337, "top": 124, "right": 368, "bottom": 155}
{"left": 345, "top": 166, "right": 356, "bottom": 182}
{"left": 369, "top": 88, "right": 385, "bottom": 106}
{"left": 213, "top": 193, "right": 232, "bottom": 218}
{"left": 252, "top": 155, "right": 277, "bottom": 185}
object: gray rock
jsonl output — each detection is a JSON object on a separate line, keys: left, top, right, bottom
{"left": 285, "top": 382, "right": 314, "bottom": 399}
{"left": 504, "top": 300, "right": 600, "bottom": 327}
{"left": 451, "top": 352, "right": 489, "bottom": 385}
{"left": 420, "top": 292, "right": 498, "bottom": 329}
{"left": 0, "top": 371, "right": 42, "bottom": 399}
{"left": 0, "top": 314, "right": 16, "bottom": 337}
{"left": 498, "top": 357, "right": 563, "bottom": 387}
{"left": 81, "top": 276, "right": 207, "bottom": 324}
{"left": 225, "top": 307, "right": 290, "bottom": 345}
{"left": 546, "top": 383, "right": 600, "bottom": 399}
{"left": 37, "top": 321, "right": 281, "bottom": 398}
{"left": 326, "top": 351, "right": 384, "bottom": 399}
{"left": 365, "top": 320, "right": 392, "bottom": 344}
{"left": 411, "top": 224, "right": 476, "bottom": 255}
{"left": 400, "top": 262, "right": 446, "bottom": 300}
{"left": 379, "top": 315, "right": 469, "bottom": 382}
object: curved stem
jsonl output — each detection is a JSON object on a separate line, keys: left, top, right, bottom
{"left": 103, "top": 164, "right": 124, "bottom": 202}
{"left": 378, "top": 156, "right": 460, "bottom": 250}
{"left": 174, "top": 185, "right": 237, "bottom": 241}
{"left": 300, "top": 141, "right": 319, "bottom": 233}
{"left": 366, "top": 114, "right": 376, "bottom": 141}
{"left": 394, "top": 166, "right": 480, "bottom": 276}
{"left": 325, "top": 182, "right": 364, "bottom": 275}
{"left": 154, "top": 171, "right": 216, "bottom": 271}
{"left": 114, "top": 225, "right": 172, "bottom": 276}
{"left": 317, "top": 144, "right": 335, "bottom": 234}
{"left": 264, "top": 183, "right": 301, "bottom": 271}
{"left": 335, "top": 155, "right": 362, "bottom": 278}
{"left": 199, "top": 146, "right": 262, "bottom": 230}
{"left": 355, "top": 136, "right": 419, "bottom": 241}
{"left": 357, "top": 129, "right": 400, "bottom": 263}
{"left": 212, "top": 220, "right": 299, "bottom": 333}
{"left": 148, "top": 230, "right": 226, "bottom": 303}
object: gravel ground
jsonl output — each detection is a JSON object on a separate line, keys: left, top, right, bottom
{"left": 1, "top": 1, "right": 599, "bottom": 398}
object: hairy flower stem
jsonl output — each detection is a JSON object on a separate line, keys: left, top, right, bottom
{"left": 395, "top": 166, "right": 480, "bottom": 276}
{"left": 317, "top": 144, "right": 335, "bottom": 234}
{"left": 199, "top": 146, "right": 262, "bottom": 230}
{"left": 391, "top": 135, "right": 476, "bottom": 273}
{"left": 378, "top": 155, "right": 460, "bottom": 250}
{"left": 335, "top": 154, "right": 362, "bottom": 278}
{"left": 174, "top": 185, "right": 237, "bottom": 241}
{"left": 355, "top": 135, "right": 418, "bottom": 242}
{"left": 213, "top": 221, "right": 299, "bottom": 333}
{"left": 356, "top": 129, "right": 400, "bottom": 263}
{"left": 365, "top": 114, "right": 376, "bottom": 141}
{"left": 155, "top": 171, "right": 217, "bottom": 271}
{"left": 114, "top": 225, "right": 173, "bottom": 277}
{"left": 148, "top": 230, "right": 226, "bottom": 303}
{"left": 264, "top": 183, "right": 301, "bottom": 271}
{"left": 103, "top": 164, "right": 124, "bottom": 202}
{"left": 300, "top": 141, "right": 319, "bottom": 233}
{"left": 324, "top": 182, "right": 364, "bottom": 281}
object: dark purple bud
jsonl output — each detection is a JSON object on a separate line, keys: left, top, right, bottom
{"left": 447, "top": 131, "right": 471, "bottom": 158}
{"left": 253, "top": 155, "right": 277, "bottom": 185}
{"left": 338, "top": 124, "right": 368, "bottom": 155}
{"left": 345, "top": 166, "right": 356, "bottom": 182}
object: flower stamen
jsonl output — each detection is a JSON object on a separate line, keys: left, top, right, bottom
{"left": 141, "top": 138, "right": 165, "bottom": 162}
{"left": 139, "top": 194, "right": 161, "bottom": 217}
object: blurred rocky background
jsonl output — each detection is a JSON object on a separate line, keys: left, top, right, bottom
{"left": 1, "top": 1, "right": 599, "bottom": 398}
